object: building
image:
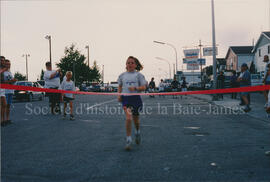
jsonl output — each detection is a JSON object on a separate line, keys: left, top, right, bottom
{"left": 225, "top": 46, "right": 254, "bottom": 72}
{"left": 252, "top": 32, "right": 270, "bottom": 73}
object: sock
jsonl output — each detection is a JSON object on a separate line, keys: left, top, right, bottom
{"left": 135, "top": 129, "right": 140, "bottom": 135}
{"left": 126, "top": 136, "right": 132, "bottom": 142}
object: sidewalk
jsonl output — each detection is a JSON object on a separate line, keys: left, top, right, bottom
{"left": 191, "top": 92, "right": 269, "bottom": 122}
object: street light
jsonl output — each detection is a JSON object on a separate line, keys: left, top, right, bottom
{"left": 155, "top": 57, "right": 172, "bottom": 79}
{"left": 211, "top": 0, "right": 218, "bottom": 100}
{"left": 45, "top": 35, "right": 52, "bottom": 66}
{"left": 22, "top": 54, "right": 30, "bottom": 81}
{"left": 85, "top": 45, "right": 90, "bottom": 66}
{"left": 153, "top": 40, "right": 178, "bottom": 75}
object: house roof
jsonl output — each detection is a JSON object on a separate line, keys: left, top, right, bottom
{"left": 252, "top": 31, "right": 270, "bottom": 52}
{"left": 225, "top": 46, "right": 254, "bottom": 59}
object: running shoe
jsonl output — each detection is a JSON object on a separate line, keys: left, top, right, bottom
{"left": 135, "top": 133, "right": 141, "bottom": 145}
{"left": 125, "top": 140, "right": 132, "bottom": 151}
{"left": 265, "top": 151, "right": 270, "bottom": 156}
{"left": 244, "top": 107, "right": 251, "bottom": 113}
{"left": 70, "top": 114, "right": 75, "bottom": 121}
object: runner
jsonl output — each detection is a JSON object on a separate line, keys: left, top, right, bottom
{"left": 117, "top": 56, "right": 147, "bottom": 150}
{"left": 3, "top": 59, "right": 17, "bottom": 124}
{"left": 60, "top": 71, "right": 76, "bottom": 120}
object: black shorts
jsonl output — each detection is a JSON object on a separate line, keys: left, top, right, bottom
{"left": 63, "top": 96, "right": 74, "bottom": 103}
{"left": 48, "top": 88, "right": 61, "bottom": 104}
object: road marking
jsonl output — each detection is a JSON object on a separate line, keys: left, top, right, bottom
{"left": 184, "top": 127, "right": 200, "bottom": 130}
{"left": 86, "top": 99, "right": 117, "bottom": 110}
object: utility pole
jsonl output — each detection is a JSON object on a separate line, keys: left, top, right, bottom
{"left": 22, "top": 54, "right": 30, "bottom": 81}
{"left": 45, "top": 35, "right": 52, "bottom": 66}
{"left": 199, "top": 40, "right": 203, "bottom": 87}
{"left": 211, "top": 0, "right": 218, "bottom": 98}
{"left": 85, "top": 45, "right": 90, "bottom": 66}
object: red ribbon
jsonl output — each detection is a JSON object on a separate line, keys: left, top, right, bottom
{"left": 0, "top": 84, "right": 269, "bottom": 96}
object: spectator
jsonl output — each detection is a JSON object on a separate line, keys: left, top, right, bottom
{"left": 217, "top": 71, "right": 225, "bottom": 100}
{"left": 44, "top": 62, "right": 61, "bottom": 114}
{"left": 158, "top": 79, "right": 166, "bottom": 97}
{"left": 230, "top": 71, "right": 238, "bottom": 99}
{"left": 265, "top": 68, "right": 270, "bottom": 156}
{"left": 148, "top": 77, "right": 155, "bottom": 98}
{"left": 181, "top": 77, "right": 188, "bottom": 99}
{"left": 0, "top": 56, "right": 7, "bottom": 126}
{"left": 171, "top": 77, "right": 180, "bottom": 99}
{"left": 263, "top": 55, "right": 270, "bottom": 108}
{"left": 237, "top": 63, "right": 251, "bottom": 112}
{"left": 3, "top": 59, "right": 17, "bottom": 124}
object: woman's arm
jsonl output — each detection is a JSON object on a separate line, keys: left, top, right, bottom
{"left": 118, "top": 86, "right": 122, "bottom": 102}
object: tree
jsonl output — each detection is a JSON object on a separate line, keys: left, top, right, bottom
{"left": 56, "top": 44, "right": 101, "bottom": 86}
{"left": 14, "top": 72, "right": 26, "bottom": 81}
{"left": 40, "top": 69, "right": 44, "bottom": 80}
{"left": 249, "top": 61, "right": 256, "bottom": 74}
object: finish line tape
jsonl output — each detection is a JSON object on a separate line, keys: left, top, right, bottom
{"left": 0, "top": 84, "right": 270, "bottom": 96}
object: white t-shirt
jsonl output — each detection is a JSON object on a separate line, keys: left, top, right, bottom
{"left": 60, "top": 80, "right": 75, "bottom": 98}
{"left": 117, "top": 71, "right": 147, "bottom": 94}
{"left": 158, "top": 82, "right": 166, "bottom": 91}
{"left": 44, "top": 70, "right": 60, "bottom": 88}
{"left": 4, "top": 71, "right": 14, "bottom": 94}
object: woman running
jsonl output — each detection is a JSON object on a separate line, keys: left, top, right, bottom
{"left": 117, "top": 56, "right": 147, "bottom": 150}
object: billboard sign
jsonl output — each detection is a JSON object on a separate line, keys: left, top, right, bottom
{"left": 187, "top": 63, "right": 199, "bottom": 70}
{"left": 203, "top": 47, "right": 218, "bottom": 56}
{"left": 183, "top": 49, "right": 200, "bottom": 59}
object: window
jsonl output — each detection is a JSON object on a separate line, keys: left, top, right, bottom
{"left": 259, "top": 49, "right": 261, "bottom": 57}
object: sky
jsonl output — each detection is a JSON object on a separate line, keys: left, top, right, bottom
{"left": 1, "top": 0, "right": 270, "bottom": 83}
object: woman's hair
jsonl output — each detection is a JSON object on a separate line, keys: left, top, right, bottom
{"left": 66, "top": 71, "right": 73, "bottom": 76}
{"left": 128, "top": 56, "right": 143, "bottom": 71}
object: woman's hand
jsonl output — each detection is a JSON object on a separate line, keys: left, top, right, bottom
{"left": 118, "top": 95, "right": 122, "bottom": 102}
{"left": 128, "top": 87, "right": 137, "bottom": 92}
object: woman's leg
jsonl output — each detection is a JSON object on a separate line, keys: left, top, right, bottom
{"left": 69, "top": 101, "right": 73, "bottom": 115}
{"left": 124, "top": 107, "right": 133, "bottom": 137}
{"left": 1, "top": 97, "right": 7, "bottom": 123}
{"left": 133, "top": 115, "right": 140, "bottom": 132}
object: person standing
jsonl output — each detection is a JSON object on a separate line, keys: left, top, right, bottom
{"left": 60, "top": 71, "right": 76, "bottom": 120}
{"left": 230, "top": 71, "right": 238, "bottom": 99}
{"left": 3, "top": 59, "right": 17, "bottom": 124}
{"left": 181, "top": 77, "right": 188, "bottom": 99}
{"left": 0, "top": 56, "right": 7, "bottom": 126}
{"left": 118, "top": 56, "right": 147, "bottom": 150}
{"left": 263, "top": 55, "right": 270, "bottom": 108}
{"left": 158, "top": 79, "right": 165, "bottom": 97}
{"left": 148, "top": 77, "right": 155, "bottom": 98}
{"left": 44, "top": 62, "right": 61, "bottom": 114}
{"left": 171, "top": 77, "right": 180, "bottom": 99}
{"left": 237, "top": 63, "right": 251, "bottom": 112}
{"left": 217, "top": 71, "right": 225, "bottom": 100}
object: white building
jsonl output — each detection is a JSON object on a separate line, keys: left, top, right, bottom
{"left": 252, "top": 32, "right": 270, "bottom": 73}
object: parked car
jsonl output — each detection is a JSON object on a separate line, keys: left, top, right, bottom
{"left": 188, "top": 82, "right": 202, "bottom": 90}
{"left": 37, "top": 80, "right": 45, "bottom": 87}
{"left": 109, "top": 82, "right": 118, "bottom": 92}
{"left": 251, "top": 74, "right": 263, "bottom": 86}
{"left": 14, "top": 81, "right": 45, "bottom": 101}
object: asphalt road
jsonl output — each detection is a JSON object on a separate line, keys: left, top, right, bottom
{"left": 2, "top": 94, "right": 270, "bottom": 182}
